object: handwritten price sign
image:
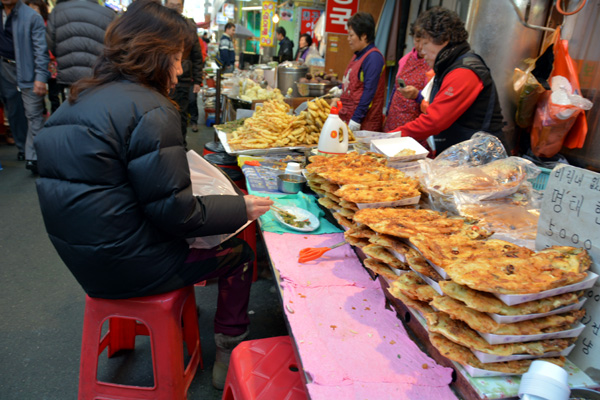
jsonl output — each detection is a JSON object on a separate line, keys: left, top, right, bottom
{"left": 536, "top": 164, "right": 600, "bottom": 381}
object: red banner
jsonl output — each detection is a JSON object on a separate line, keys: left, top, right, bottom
{"left": 325, "top": 0, "right": 359, "bottom": 34}
{"left": 300, "top": 8, "right": 322, "bottom": 40}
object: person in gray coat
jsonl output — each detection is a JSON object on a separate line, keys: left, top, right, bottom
{"left": 46, "top": 0, "right": 115, "bottom": 87}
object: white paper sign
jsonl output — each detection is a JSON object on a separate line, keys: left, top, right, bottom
{"left": 536, "top": 164, "right": 600, "bottom": 382}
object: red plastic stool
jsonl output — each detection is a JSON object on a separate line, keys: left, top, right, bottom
{"left": 222, "top": 336, "right": 308, "bottom": 400}
{"left": 78, "top": 286, "right": 203, "bottom": 400}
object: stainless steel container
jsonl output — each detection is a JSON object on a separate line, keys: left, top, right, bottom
{"left": 296, "top": 82, "right": 336, "bottom": 97}
{"left": 277, "top": 63, "right": 308, "bottom": 97}
{"left": 277, "top": 174, "right": 306, "bottom": 194}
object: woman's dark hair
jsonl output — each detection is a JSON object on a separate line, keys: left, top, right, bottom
{"left": 69, "top": 0, "right": 188, "bottom": 103}
{"left": 416, "top": 6, "right": 468, "bottom": 45}
{"left": 299, "top": 33, "right": 312, "bottom": 47}
{"left": 24, "top": 0, "right": 48, "bottom": 21}
{"left": 347, "top": 12, "right": 375, "bottom": 43}
{"left": 276, "top": 26, "right": 286, "bottom": 37}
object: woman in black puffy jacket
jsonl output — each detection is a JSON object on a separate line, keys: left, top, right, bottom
{"left": 35, "top": 0, "right": 273, "bottom": 389}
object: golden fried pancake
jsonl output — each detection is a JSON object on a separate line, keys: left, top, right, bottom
{"left": 389, "top": 272, "right": 439, "bottom": 303}
{"left": 362, "top": 244, "right": 408, "bottom": 270}
{"left": 334, "top": 179, "right": 420, "bottom": 204}
{"left": 324, "top": 191, "right": 341, "bottom": 203}
{"left": 429, "top": 333, "right": 565, "bottom": 374}
{"left": 344, "top": 225, "right": 375, "bottom": 239}
{"left": 409, "top": 235, "right": 533, "bottom": 268}
{"left": 439, "top": 281, "right": 582, "bottom": 315}
{"left": 405, "top": 247, "right": 444, "bottom": 282}
{"left": 363, "top": 258, "right": 399, "bottom": 281}
{"left": 444, "top": 246, "right": 591, "bottom": 294}
{"left": 353, "top": 208, "right": 491, "bottom": 239}
{"left": 425, "top": 312, "right": 575, "bottom": 356}
{"left": 338, "top": 207, "right": 355, "bottom": 219}
{"left": 345, "top": 235, "right": 370, "bottom": 248}
{"left": 431, "top": 296, "right": 585, "bottom": 335}
{"left": 332, "top": 212, "right": 354, "bottom": 229}
{"left": 390, "top": 289, "right": 435, "bottom": 316}
{"left": 339, "top": 199, "right": 359, "bottom": 211}
{"left": 368, "top": 234, "right": 411, "bottom": 255}
{"left": 321, "top": 182, "right": 341, "bottom": 194}
{"left": 319, "top": 166, "right": 405, "bottom": 185}
{"left": 317, "top": 197, "right": 339, "bottom": 210}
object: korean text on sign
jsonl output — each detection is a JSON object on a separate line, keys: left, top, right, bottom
{"left": 325, "top": 0, "right": 359, "bottom": 34}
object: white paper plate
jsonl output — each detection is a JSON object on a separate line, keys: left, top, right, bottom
{"left": 272, "top": 205, "right": 320, "bottom": 232}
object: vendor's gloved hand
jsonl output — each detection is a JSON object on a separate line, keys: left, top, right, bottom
{"left": 328, "top": 86, "right": 342, "bottom": 97}
{"left": 348, "top": 120, "right": 361, "bottom": 132}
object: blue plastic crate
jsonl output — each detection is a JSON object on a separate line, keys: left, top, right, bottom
{"left": 529, "top": 166, "right": 552, "bottom": 191}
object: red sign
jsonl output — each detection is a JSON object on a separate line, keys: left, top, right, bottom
{"left": 300, "top": 8, "right": 322, "bottom": 40}
{"left": 325, "top": 0, "right": 359, "bottom": 34}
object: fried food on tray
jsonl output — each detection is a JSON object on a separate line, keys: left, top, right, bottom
{"left": 345, "top": 235, "right": 370, "bottom": 248}
{"left": 334, "top": 179, "right": 420, "bottom": 204}
{"left": 390, "top": 272, "right": 440, "bottom": 303}
{"left": 409, "top": 235, "right": 534, "bottom": 268}
{"left": 332, "top": 212, "right": 354, "bottom": 229}
{"left": 444, "top": 246, "right": 591, "bottom": 294}
{"left": 306, "top": 152, "right": 386, "bottom": 175}
{"left": 364, "top": 258, "right": 400, "bottom": 281}
{"left": 320, "top": 182, "right": 341, "bottom": 194}
{"left": 405, "top": 247, "right": 444, "bottom": 282}
{"left": 344, "top": 225, "right": 375, "bottom": 239}
{"left": 439, "top": 281, "right": 583, "bottom": 316}
{"left": 368, "top": 234, "right": 411, "bottom": 256}
{"left": 339, "top": 199, "right": 359, "bottom": 211}
{"left": 318, "top": 166, "right": 406, "bottom": 185}
{"left": 353, "top": 208, "right": 492, "bottom": 239}
{"left": 324, "top": 191, "right": 341, "bottom": 203}
{"left": 391, "top": 289, "right": 435, "bottom": 316}
{"left": 362, "top": 244, "right": 408, "bottom": 270}
{"left": 338, "top": 207, "right": 355, "bottom": 219}
{"left": 425, "top": 312, "right": 575, "bottom": 356}
{"left": 429, "top": 332, "right": 566, "bottom": 374}
{"left": 317, "top": 197, "right": 339, "bottom": 210}
{"left": 431, "top": 296, "right": 585, "bottom": 335}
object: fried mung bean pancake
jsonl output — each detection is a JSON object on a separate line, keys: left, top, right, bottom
{"left": 390, "top": 289, "right": 435, "bottom": 316}
{"left": 345, "top": 235, "right": 370, "bottom": 248}
{"left": 362, "top": 244, "right": 408, "bottom": 270}
{"left": 444, "top": 246, "right": 591, "bottom": 294}
{"left": 334, "top": 179, "right": 420, "bottom": 204}
{"left": 344, "top": 225, "right": 375, "bottom": 239}
{"left": 390, "top": 272, "right": 439, "bottom": 303}
{"left": 431, "top": 296, "right": 585, "bottom": 335}
{"left": 425, "top": 312, "right": 575, "bottom": 356}
{"left": 429, "top": 333, "right": 566, "bottom": 374}
{"left": 368, "top": 234, "right": 411, "bottom": 256}
{"left": 332, "top": 212, "right": 354, "bottom": 229}
{"left": 363, "top": 258, "right": 400, "bottom": 281}
{"left": 405, "top": 247, "right": 444, "bottom": 282}
{"left": 439, "top": 281, "right": 582, "bottom": 315}
{"left": 317, "top": 197, "right": 339, "bottom": 210}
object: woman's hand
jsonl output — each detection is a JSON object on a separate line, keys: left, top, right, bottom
{"left": 244, "top": 195, "right": 274, "bottom": 221}
{"left": 398, "top": 85, "right": 419, "bottom": 100}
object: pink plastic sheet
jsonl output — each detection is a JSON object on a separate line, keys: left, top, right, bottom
{"left": 263, "top": 232, "right": 457, "bottom": 399}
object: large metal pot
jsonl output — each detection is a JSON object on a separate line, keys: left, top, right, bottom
{"left": 277, "top": 63, "right": 308, "bottom": 97}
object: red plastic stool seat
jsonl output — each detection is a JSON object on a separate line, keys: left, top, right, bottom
{"left": 222, "top": 336, "right": 308, "bottom": 400}
{"left": 78, "top": 286, "right": 203, "bottom": 400}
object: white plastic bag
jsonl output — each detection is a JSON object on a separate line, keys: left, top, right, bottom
{"left": 186, "top": 150, "right": 250, "bottom": 249}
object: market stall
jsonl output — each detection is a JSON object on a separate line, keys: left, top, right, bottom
{"left": 207, "top": 122, "right": 600, "bottom": 399}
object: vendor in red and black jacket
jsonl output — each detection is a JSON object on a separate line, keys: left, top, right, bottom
{"left": 390, "top": 6, "right": 504, "bottom": 154}
{"left": 339, "top": 12, "right": 386, "bottom": 133}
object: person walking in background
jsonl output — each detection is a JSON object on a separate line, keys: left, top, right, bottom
{"left": 338, "top": 12, "right": 386, "bottom": 132}
{"left": 384, "top": 23, "right": 430, "bottom": 132}
{"left": 219, "top": 22, "right": 235, "bottom": 73}
{"left": 46, "top": 0, "right": 115, "bottom": 90}
{"left": 24, "top": 0, "right": 63, "bottom": 115}
{"left": 35, "top": 0, "right": 273, "bottom": 390}
{"left": 275, "top": 27, "right": 293, "bottom": 63}
{"left": 295, "top": 33, "right": 319, "bottom": 63}
{"left": 164, "top": 0, "right": 203, "bottom": 147}
{"left": 0, "top": 0, "right": 49, "bottom": 173}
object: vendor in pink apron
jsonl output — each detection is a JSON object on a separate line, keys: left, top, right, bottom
{"left": 338, "top": 12, "right": 385, "bottom": 133}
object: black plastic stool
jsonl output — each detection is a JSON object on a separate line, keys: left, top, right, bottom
{"left": 220, "top": 167, "right": 246, "bottom": 190}
{"left": 203, "top": 141, "right": 225, "bottom": 156}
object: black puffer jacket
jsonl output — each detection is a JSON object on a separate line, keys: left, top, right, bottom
{"left": 35, "top": 81, "right": 248, "bottom": 299}
{"left": 46, "top": 0, "right": 116, "bottom": 85}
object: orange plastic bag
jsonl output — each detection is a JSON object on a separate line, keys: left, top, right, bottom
{"left": 530, "top": 27, "right": 589, "bottom": 157}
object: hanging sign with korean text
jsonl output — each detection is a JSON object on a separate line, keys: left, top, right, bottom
{"left": 325, "top": 0, "right": 359, "bottom": 34}
{"left": 300, "top": 8, "right": 322, "bottom": 40}
{"left": 260, "top": 1, "right": 276, "bottom": 47}
{"left": 536, "top": 164, "right": 600, "bottom": 381}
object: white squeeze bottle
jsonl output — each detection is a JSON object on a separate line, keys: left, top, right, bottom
{"left": 317, "top": 100, "right": 348, "bottom": 155}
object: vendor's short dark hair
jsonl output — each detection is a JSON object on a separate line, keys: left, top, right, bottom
{"left": 299, "top": 33, "right": 312, "bottom": 47}
{"left": 416, "top": 6, "right": 468, "bottom": 45}
{"left": 276, "top": 27, "right": 286, "bottom": 36}
{"left": 347, "top": 12, "right": 375, "bottom": 43}
{"left": 224, "top": 22, "right": 235, "bottom": 32}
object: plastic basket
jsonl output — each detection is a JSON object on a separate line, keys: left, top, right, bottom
{"left": 529, "top": 166, "right": 552, "bottom": 191}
